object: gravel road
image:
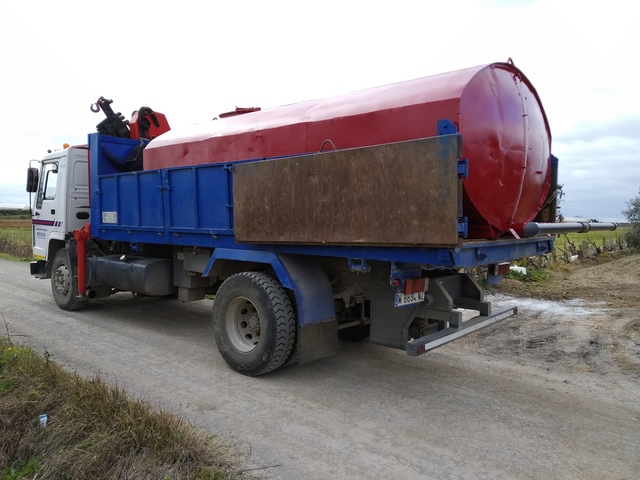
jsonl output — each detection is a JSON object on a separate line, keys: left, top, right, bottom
{"left": 1, "top": 258, "right": 638, "bottom": 479}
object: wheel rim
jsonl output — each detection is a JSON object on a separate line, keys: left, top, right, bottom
{"left": 225, "top": 296, "right": 261, "bottom": 352}
{"left": 53, "top": 264, "right": 70, "bottom": 296}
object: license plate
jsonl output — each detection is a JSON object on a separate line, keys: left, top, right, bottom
{"left": 395, "top": 291, "right": 425, "bottom": 307}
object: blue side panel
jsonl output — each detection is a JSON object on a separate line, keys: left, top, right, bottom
{"left": 196, "top": 165, "right": 233, "bottom": 230}
{"left": 138, "top": 171, "right": 164, "bottom": 227}
{"left": 164, "top": 165, "right": 233, "bottom": 231}
{"left": 94, "top": 171, "right": 165, "bottom": 236}
{"left": 90, "top": 134, "right": 234, "bottom": 241}
{"left": 117, "top": 174, "right": 140, "bottom": 226}
{"left": 167, "top": 168, "right": 198, "bottom": 229}
{"left": 96, "top": 175, "right": 118, "bottom": 221}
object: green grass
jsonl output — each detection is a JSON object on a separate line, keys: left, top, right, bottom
{"left": 553, "top": 226, "right": 630, "bottom": 260}
{"left": 0, "top": 228, "right": 32, "bottom": 261}
{"left": 558, "top": 226, "right": 628, "bottom": 246}
{"left": 504, "top": 267, "right": 550, "bottom": 283}
{"left": 1, "top": 458, "right": 41, "bottom": 480}
{"left": 0, "top": 336, "right": 242, "bottom": 479}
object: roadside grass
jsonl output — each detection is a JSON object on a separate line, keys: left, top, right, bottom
{"left": 0, "top": 228, "right": 31, "bottom": 261}
{"left": 0, "top": 335, "right": 245, "bottom": 480}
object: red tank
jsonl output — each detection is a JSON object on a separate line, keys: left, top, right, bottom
{"left": 144, "top": 61, "right": 551, "bottom": 238}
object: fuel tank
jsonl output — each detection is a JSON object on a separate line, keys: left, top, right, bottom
{"left": 144, "top": 61, "right": 551, "bottom": 238}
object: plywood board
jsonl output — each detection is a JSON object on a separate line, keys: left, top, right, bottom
{"left": 233, "top": 135, "right": 461, "bottom": 246}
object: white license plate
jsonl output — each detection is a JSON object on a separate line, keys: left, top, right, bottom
{"left": 395, "top": 291, "right": 425, "bottom": 307}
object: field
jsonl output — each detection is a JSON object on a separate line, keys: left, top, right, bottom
{"left": 0, "top": 220, "right": 31, "bottom": 260}
{"left": 554, "top": 226, "right": 629, "bottom": 259}
{"left": 0, "top": 219, "right": 31, "bottom": 228}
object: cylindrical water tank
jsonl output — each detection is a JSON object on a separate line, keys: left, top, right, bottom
{"left": 144, "top": 61, "right": 551, "bottom": 238}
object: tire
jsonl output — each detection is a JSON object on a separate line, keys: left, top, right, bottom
{"left": 281, "top": 333, "right": 299, "bottom": 368}
{"left": 51, "top": 248, "right": 89, "bottom": 311}
{"left": 212, "top": 272, "right": 296, "bottom": 376}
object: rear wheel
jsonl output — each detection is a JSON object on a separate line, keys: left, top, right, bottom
{"left": 51, "top": 248, "right": 88, "bottom": 311}
{"left": 213, "top": 272, "right": 295, "bottom": 376}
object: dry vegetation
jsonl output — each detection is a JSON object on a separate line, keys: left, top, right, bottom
{"left": 0, "top": 220, "right": 31, "bottom": 260}
{"left": 0, "top": 220, "right": 31, "bottom": 228}
{"left": 0, "top": 337, "right": 248, "bottom": 480}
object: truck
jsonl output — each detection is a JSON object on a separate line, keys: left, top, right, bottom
{"left": 26, "top": 60, "right": 616, "bottom": 376}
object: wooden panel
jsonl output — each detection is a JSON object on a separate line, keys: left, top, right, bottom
{"left": 233, "top": 135, "right": 462, "bottom": 246}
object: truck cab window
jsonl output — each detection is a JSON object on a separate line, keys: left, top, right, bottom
{"left": 36, "top": 163, "right": 58, "bottom": 209}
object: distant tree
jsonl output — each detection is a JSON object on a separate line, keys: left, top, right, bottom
{"left": 555, "top": 184, "right": 565, "bottom": 221}
{"left": 622, "top": 189, "right": 640, "bottom": 249}
{"left": 556, "top": 184, "right": 565, "bottom": 205}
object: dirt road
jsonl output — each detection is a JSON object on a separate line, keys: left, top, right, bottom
{"left": 1, "top": 257, "right": 638, "bottom": 479}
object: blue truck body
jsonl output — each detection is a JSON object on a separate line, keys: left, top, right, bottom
{"left": 89, "top": 133, "right": 553, "bottom": 269}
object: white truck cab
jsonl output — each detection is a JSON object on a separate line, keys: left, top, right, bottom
{"left": 28, "top": 146, "right": 90, "bottom": 277}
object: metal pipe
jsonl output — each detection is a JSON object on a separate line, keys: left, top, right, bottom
{"left": 522, "top": 221, "right": 617, "bottom": 237}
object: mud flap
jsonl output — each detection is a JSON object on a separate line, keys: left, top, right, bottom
{"left": 277, "top": 254, "right": 337, "bottom": 365}
{"left": 298, "top": 319, "right": 338, "bottom": 366}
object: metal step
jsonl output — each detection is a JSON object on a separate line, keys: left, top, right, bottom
{"left": 406, "top": 306, "right": 518, "bottom": 356}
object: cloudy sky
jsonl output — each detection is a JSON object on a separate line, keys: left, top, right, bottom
{"left": 1, "top": 0, "right": 638, "bottom": 222}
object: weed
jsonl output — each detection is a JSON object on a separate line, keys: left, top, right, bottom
{"left": 1, "top": 457, "right": 41, "bottom": 480}
{"left": 0, "top": 337, "right": 244, "bottom": 479}
{"left": 505, "top": 267, "right": 549, "bottom": 283}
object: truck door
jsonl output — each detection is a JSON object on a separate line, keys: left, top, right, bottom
{"left": 65, "top": 148, "right": 90, "bottom": 232}
{"left": 32, "top": 158, "right": 62, "bottom": 260}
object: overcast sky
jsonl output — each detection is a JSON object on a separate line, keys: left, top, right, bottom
{"left": 1, "top": 0, "right": 638, "bottom": 222}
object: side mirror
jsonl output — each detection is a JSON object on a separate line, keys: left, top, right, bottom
{"left": 26, "top": 167, "right": 39, "bottom": 192}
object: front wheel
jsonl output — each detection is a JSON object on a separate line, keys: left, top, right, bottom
{"left": 51, "top": 248, "right": 88, "bottom": 311}
{"left": 212, "top": 272, "right": 295, "bottom": 376}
